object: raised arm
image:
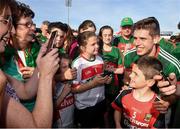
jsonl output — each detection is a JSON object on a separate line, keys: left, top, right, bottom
{"left": 1, "top": 48, "right": 60, "bottom": 127}
{"left": 6, "top": 43, "right": 48, "bottom": 100}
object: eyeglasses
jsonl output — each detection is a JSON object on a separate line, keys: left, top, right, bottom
{"left": 0, "top": 15, "right": 12, "bottom": 25}
{"left": 16, "top": 22, "right": 34, "bottom": 28}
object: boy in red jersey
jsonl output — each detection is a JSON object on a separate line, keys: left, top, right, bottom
{"left": 112, "top": 56, "right": 165, "bottom": 128}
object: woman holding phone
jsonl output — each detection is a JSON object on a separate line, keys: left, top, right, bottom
{"left": 0, "top": 0, "right": 60, "bottom": 127}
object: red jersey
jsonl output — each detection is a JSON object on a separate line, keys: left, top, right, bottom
{"left": 112, "top": 89, "right": 165, "bottom": 128}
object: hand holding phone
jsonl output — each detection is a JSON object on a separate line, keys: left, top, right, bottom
{"left": 45, "top": 31, "right": 57, "bottom": 54}
{"left": 101, "top": 71, "right": 113, "bottom": 77}
{"left": 160, "top": 71, "right": 169, "bottom": 81}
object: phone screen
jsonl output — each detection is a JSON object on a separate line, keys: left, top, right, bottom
{"left": 46, "top": 31, "right": 57, "bottom": 53}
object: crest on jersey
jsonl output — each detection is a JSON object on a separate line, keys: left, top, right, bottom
{"left": 144, "top": 114, "right": 152, "bottom": 122}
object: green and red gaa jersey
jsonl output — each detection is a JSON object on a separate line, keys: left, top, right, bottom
{"left": 172, "top": 42, "right": 180, "bottom": 61}
{"left": 112, "top": 35, "right": 134, "bottom": 55}
{"left": 124, "top": 44, "right": 180, "bottom": 80}
{"left": 2, "top": 41, "right": 40, "bottom": 112}
{"left": 102, "top": 46, "right": 123, "bottom": 96}
{"left": 159, "top": 38, "right": 180, "bottom": 60}
{"left": 112, "top": 89, "right": 165, "bottom": 128}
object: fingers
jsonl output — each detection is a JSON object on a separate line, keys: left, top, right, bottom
{"left": 38, "top": 43, "right": 48, "bottom": 58}
{"left": 160, "top": 85, "right": 176, "bottom": 95}
{"left": 153, "top": 74, "right": 163, "bottom": 81}
{"left": 157, "top": 80, "right": 170, "bottom": 88}
{"left": 46, "top": 48, "right": 59, "bottom": 57}
{"left": 168, "top": 73, "right": 177, "bottom": 85}
{"left": 153, "top": 101, "right": 169, "bottom": 114}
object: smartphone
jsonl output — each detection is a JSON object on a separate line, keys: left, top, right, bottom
{"left": 101, "top": 71, "right": 113, "bottom": 77}
{"left": 46, "top": 31, "right": 57, "bottom": 54}
{"left": 154, "top": 95, "right": 161, "bottom": 102}
{"left": 160, "top": 71, "right": 168, "bottom": 81}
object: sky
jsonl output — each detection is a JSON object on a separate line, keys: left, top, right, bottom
{"left": 19, "top": 0, "right": 180, "bottom": 34}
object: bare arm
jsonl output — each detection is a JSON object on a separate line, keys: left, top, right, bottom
{"left": 1, "top": 48, "right": 60, "bottom": 127}
{"left": 114, "top": 110, "right": 122, "bottom": 128}
{"left": 0, "top": 71, "right": 7, "bottom": 117}
{"left": 6, "top": 68, "right": 39, "bottom": 100}
{"left": 71, "top": 75, "right": 109, "bottom": 93}
{"left": 5, "top": 43, "right": 48, "bottom": 100}
{"left": 55, "top": 83, "right": 71, "bottom": 107}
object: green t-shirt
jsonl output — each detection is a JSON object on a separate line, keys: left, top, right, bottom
{"left": 112, "top": 35, "right": 134, "bottom": 54}
{"left": 36, "top": 33, "right": 48, "bottom": 44}
{"left": 172, "top": 42, "right": 180, "bottom": 60}
{"left": 124, "top": 46, "right": 180, "bottom": 80}
{"left": 2, "top": 42, "right": 40, "bottom": 112}
{"left": 59, "top": 48, "right": 66, "bottom": 54}
{"left": 102, "top": 46, "right": 123, "bottom": 97}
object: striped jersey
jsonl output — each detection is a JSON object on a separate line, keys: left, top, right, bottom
{"left": 124, "top": 44, "right": 180, "bottom": 80}
{"left": 72, "top": 55, "right": 105, "bottom": 109}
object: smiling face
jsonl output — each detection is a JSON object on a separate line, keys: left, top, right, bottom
{"left": 133, "top": 29, "right": 155, "bottom": 56}
{"left": 15, "top": 16, "right": 35, "bottom": 46}
{"left": 121, "top": 25, "right": 133, "bottom": 38}
{"left": 101, "top": 28, "right": 113, "bottom": 45}
{"left": 0, "top": 6, "right": 12, "bottom": 53}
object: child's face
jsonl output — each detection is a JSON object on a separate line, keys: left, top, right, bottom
{"left": 102, "top": 29, "right": 113, "bottom": 45}
{"left": 129, "top": 64, "right": 147, "bottom": 88}
{"left": 59, "top": 58, "right": 70, "bottom": 73}
{"left": 82, "top": 36, "right": 99, "bottom": 56}
{"left": 51, "top": 28, "right": 65, "bottom": 48}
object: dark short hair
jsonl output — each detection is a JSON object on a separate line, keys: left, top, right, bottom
{"left": 136, "top": 56, "right": 163, "bottom": 80}
{"left": 48, "top": 22, "right": 68, "bottom": 33}
{"left": 134, "top": 17, "right": 160, "bottom": 37}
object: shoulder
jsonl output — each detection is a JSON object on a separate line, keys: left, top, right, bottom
{"left": 96, "top": 55, "right": 103, "bottom": 61}
{"left": 116, "top": 89, "right": 133, "bottom": 100}
{"left": 124, "top": 48, "right": 137, "bottom": 57}
{"left": 159, "top": 38, "right": 175, "bottom": 53}
{"left": 72, "top": 56, "right": 82, "bottom": 66}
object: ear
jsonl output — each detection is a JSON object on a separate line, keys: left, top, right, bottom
{"left": 147, "top": 79, "right": 156, "bottom": 87}
{"left": 80, "top": 45, "right": 85, "bottom": 52}
{"left": 153, "top": 35, "right": 160, "bottom": 44}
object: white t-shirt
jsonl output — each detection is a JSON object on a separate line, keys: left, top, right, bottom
{"left": 53, "top": 82, "right": 74, "bottom": 128}
{"left": 72, "top": 55, "right": 105, "bottom": 109}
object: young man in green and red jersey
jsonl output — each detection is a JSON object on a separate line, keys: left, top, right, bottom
{"left": 113, "top": 17, "right": 134, "bottom": 55}
{"left": 123, "top": 17, "right": 180, "bottom": 127}
{"left": 123, "top": 17, "right": 180, "bottom": 84}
